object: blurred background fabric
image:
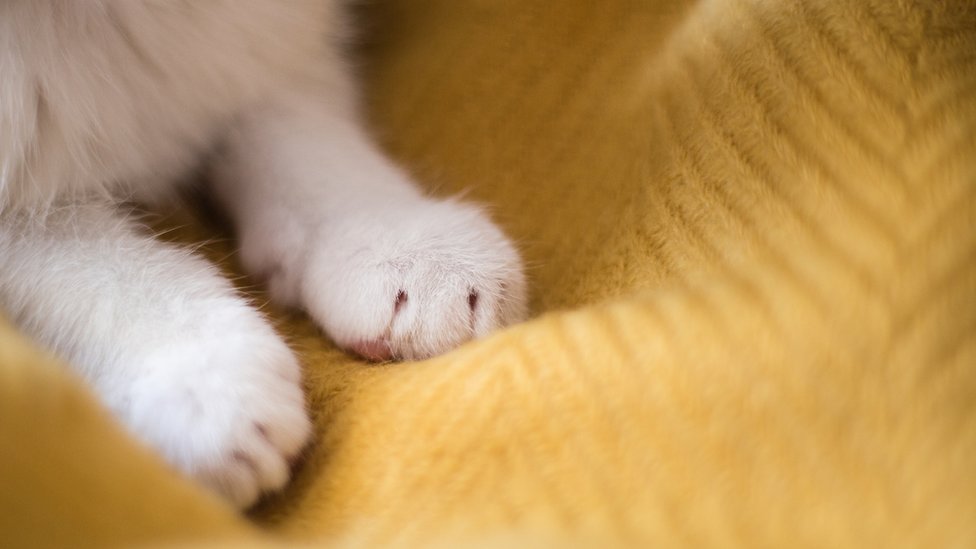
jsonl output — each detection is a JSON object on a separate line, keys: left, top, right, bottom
{"left": 2, "top": 0, "right": 975, "bottom": 547}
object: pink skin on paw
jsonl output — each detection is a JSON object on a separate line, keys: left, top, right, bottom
{"left": 345, "top": 288, "right": 482, "bottom": 362}
{"left": 347, "top": 291, "right": 406, "bottom": 361}
{"left": 347, "top": 338, "right": 394, "bottom": 362}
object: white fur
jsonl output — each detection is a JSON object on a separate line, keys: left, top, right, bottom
{"left": 0, "top": 1, "right": 527, "bottom": 507}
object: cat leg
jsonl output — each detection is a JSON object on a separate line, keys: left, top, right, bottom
{"left": 0, "top": 202, "right": 310, "bottom": 508}
{"left": 211, "top": 89, "right": 527, "bottom": 361}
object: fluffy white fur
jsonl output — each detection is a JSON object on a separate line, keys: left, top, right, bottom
{"left": 0, "top": 1, "right": 527, "bottom": 508}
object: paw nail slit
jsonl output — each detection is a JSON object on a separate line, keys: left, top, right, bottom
{"left": 468, "top": 290, "right": 479, "bottom": 311}
{"left": 394, "top": 290, "right": 407, "bottom": 313}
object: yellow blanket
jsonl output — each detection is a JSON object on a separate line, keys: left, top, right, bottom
{"left": 3, "top": 0, "right": 974, "bottom": 546}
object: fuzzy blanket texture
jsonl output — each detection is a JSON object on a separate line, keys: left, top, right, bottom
{"left": 2, "top": 0, "right": 975, "bottom": 547}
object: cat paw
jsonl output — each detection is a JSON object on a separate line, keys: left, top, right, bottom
{"left": 108, "top": 306, "right": 311, "bottom": 508}
{"left": 303, "top": 199, "right": 527, "bottom": 360}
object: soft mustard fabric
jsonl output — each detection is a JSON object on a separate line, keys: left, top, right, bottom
{"left": 2, "top": 0, "right": 975, "bottom": 547}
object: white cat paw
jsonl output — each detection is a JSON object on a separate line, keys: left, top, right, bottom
{"left": 106, "top": 305, "right": 311, "bottom": 508}
{"left": 303, "top": 199, "right": 527, "bottom": 360}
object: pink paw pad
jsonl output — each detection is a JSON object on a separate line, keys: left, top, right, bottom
{"left": 347, "top": 338, "right": 393, "bottom": 362}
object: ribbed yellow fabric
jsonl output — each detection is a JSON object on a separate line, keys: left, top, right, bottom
{"left": 1, "top": 0, "right": 974, "bottom": 547}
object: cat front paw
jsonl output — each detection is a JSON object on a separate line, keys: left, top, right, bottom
{"left": 304, "top": 199, "right": 527, "bottom": 361}
{"left": 111, "top": 308, "right": 311, "bottom": 508}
